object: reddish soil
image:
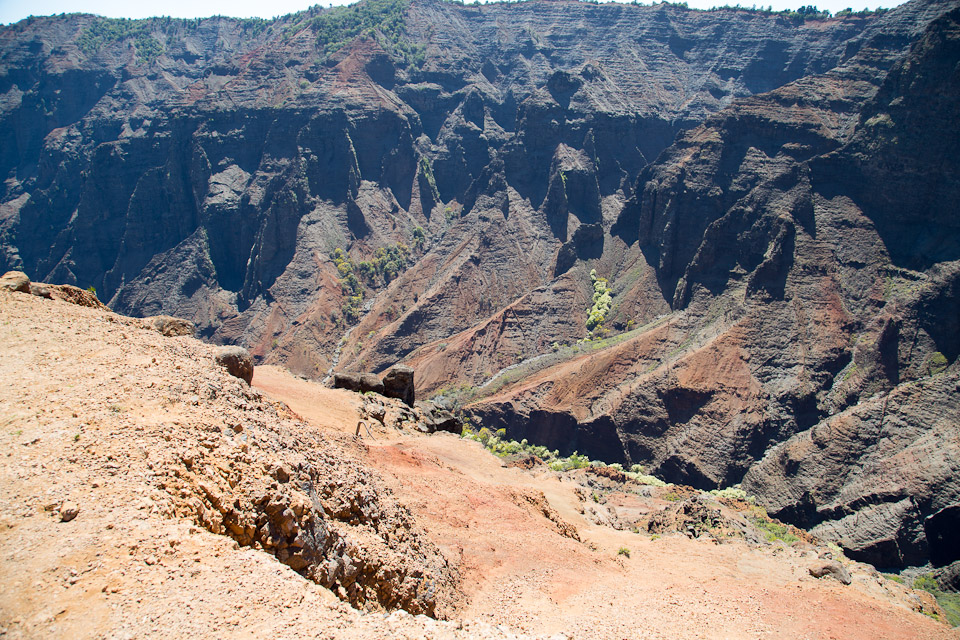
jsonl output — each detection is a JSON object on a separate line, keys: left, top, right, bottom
{"left": 256, "top": 366, "right": 958, "bottom": 640}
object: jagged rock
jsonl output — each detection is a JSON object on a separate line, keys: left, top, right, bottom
{"left": 44, "top": 284, "right": 108, "bottom": 310}
{"left": 214, "top": 346, "right": 254, "bottom": 384}
{"left": 362, "top": 400, "right": 386, "bottom": 426}
{"left": 0, "top": 271, "right": 29, "bottom": 292}
{"left": 382, "top": 366, "right": 415, "bottom": 407}
{"left": 507, "top": 455, "right": 544, "bottom": 470}
{"left": 809, "top": 561, "right": 853, "bottom": 585}
{"left": 145, "top": 315, "right": 196, "bottom": 337}
{"left": 589, "top": 466, "right": 628, "bottom": 483}
{"left": 418, "top": 402, "right": 461, "bottom": 434}
{"left": 933, "top": 560, "right": 960, "bottom": 592}
{"left": 59, "top": 501, "right": 80, "bottom": 522}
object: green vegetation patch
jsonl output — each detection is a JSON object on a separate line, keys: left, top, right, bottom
{"left": 459, "top": 427, "right": 674, "bottom": 486}
{"left": 78, "top": 17, "right": 174, "bottom": 63}
{"left": 586, "top": 269, "right": 612, "bottom": 338}
{"left": 913, "top": 574, "right": 960, "bottom": 627}
{"left": 927, "top": 351, "right": 949, "bottom": 376}
{"left": 331, "top": 241, "right": 414, "bottom": 324}
{"left": 293, "top": 0, "right": 424, "bottom": 66}
{"left": 748, "top": 511, "right": 799, "bottom": 544}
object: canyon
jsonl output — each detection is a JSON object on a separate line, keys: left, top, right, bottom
{"left": 1, "top": 0, "right": 958, "bottom": 571}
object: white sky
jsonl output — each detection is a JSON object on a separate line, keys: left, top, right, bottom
{"left": 0, "top": 0, "right": 908, "bottom": 26}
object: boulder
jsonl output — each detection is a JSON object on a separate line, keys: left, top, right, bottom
{"left": 359, "top": 373, "right": 384, "bottom": 395}
{"left": 419, "top": 402, "right": 461, "bottom": 434}
{"left": 333, "top": 373, "right": 362, "bottom": 392}
{"left": 215, "top": 346, "right": 254, "bottom": 384}
{"left": 382, "top": 366, "right": 415, "bottom": 407}
{"left": 0, "top": 271, "right": 30, "bottom": 293}
{"left": 808, "top": 560, "right": 852, "bottom": 585}
{"left": 145, "top": 315, "right": 196, "bottom": 337}
{"left": 28, "top": 283, "right": 52, "bottom": 299}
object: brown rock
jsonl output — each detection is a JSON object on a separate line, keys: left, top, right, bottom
{"left": 332, "top": 372, "right": 362, "bottom": 392}
{"left": 28, "top": 283, "right": 52, "bottom": 299}
{"left": 215, "top": 346, "right": 254, "bottom": 384}
{"left": 59, "top": 501, "right": 80, "bottom": 522}
{"left": 145, "top": 315, "right": 196, "bottom": 337}
{"left": 359, "top": 373, "right": 384, "bottom": 395}
{"left": 0, "top": 271, "right": 30, "bottom": 293}
{"left": 808, "top": 560, "right": 852, "bottom": 585}
{"left": 382, "top": 366, "right": 415, "bottom": 407}
{"left": 44, "top": 284, "right": 108, "bottom": 310}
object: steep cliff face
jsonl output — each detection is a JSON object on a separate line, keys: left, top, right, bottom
{"left": 2, "top": 0, "right": 959, "bottom": 568}
{"left": 468, "top": 1, "right": 960, "bottom": 568}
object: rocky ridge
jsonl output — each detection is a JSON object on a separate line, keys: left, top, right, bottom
{"left": 0, "top": 282, "right": 460, "bottom": 620}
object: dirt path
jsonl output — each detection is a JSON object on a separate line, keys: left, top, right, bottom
{"left": 255, "top": 365, "right": 958, "bottom": 640}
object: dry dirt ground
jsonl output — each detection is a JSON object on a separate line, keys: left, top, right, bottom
{"left": 1, "top": 288, "right": 957, "bottom": 640}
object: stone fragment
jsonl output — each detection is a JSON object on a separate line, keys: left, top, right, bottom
{"left": 808, "top": 560, "right": 852, "bottom": 585}
{"left": 145, "top": 315, "right": 196, "bottom": 337}
{"left": 272, "top": 463, "right": 292, "bottom": 483}
{"left": 28, "top": 283, "right": 51, "bottom": 299}
{"left": 382, "top": 366, "right": 415, "bottom": 407}
{"left": 0, "top": 271, "right": 30, "bottom": 293}
{"left": 59, "top": 501, "right": 80, "bottom": 522}
{"left": 215, "top": 346, "right": 254, "bottom": 384}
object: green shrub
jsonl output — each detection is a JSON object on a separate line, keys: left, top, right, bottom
{"left": 749, "top": 515, "right": 799, "bottom": 544}
{"left": 617, "top": 547, "right": 631, "bottom": 558}
{"left": 586, "top": 269, "right": 612, "bottom": 337}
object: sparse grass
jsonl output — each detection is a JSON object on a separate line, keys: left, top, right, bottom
{"left": 459, "top": 427, "right": 671, "bottom": 485}
{"left": 617, "top": 547, "right": 631, "bottom": 558}
{"left": 927, "top": 351, "right": 949, "bottom": 376}
{"left": 883, "top": 573, "right": 905, "bottom": 584}
{"left": 912, "top": 574, "right": 960, "bottom": 627}
{"left": 710, "top": 486, "right": 757, "bottom": 504}
{"left": 749, "top": 512, "right": 799, "bottom": 544}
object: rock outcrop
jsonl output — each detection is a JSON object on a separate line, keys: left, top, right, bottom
{"left": 214, "top": 346, "right": 254, "bottom": 384}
